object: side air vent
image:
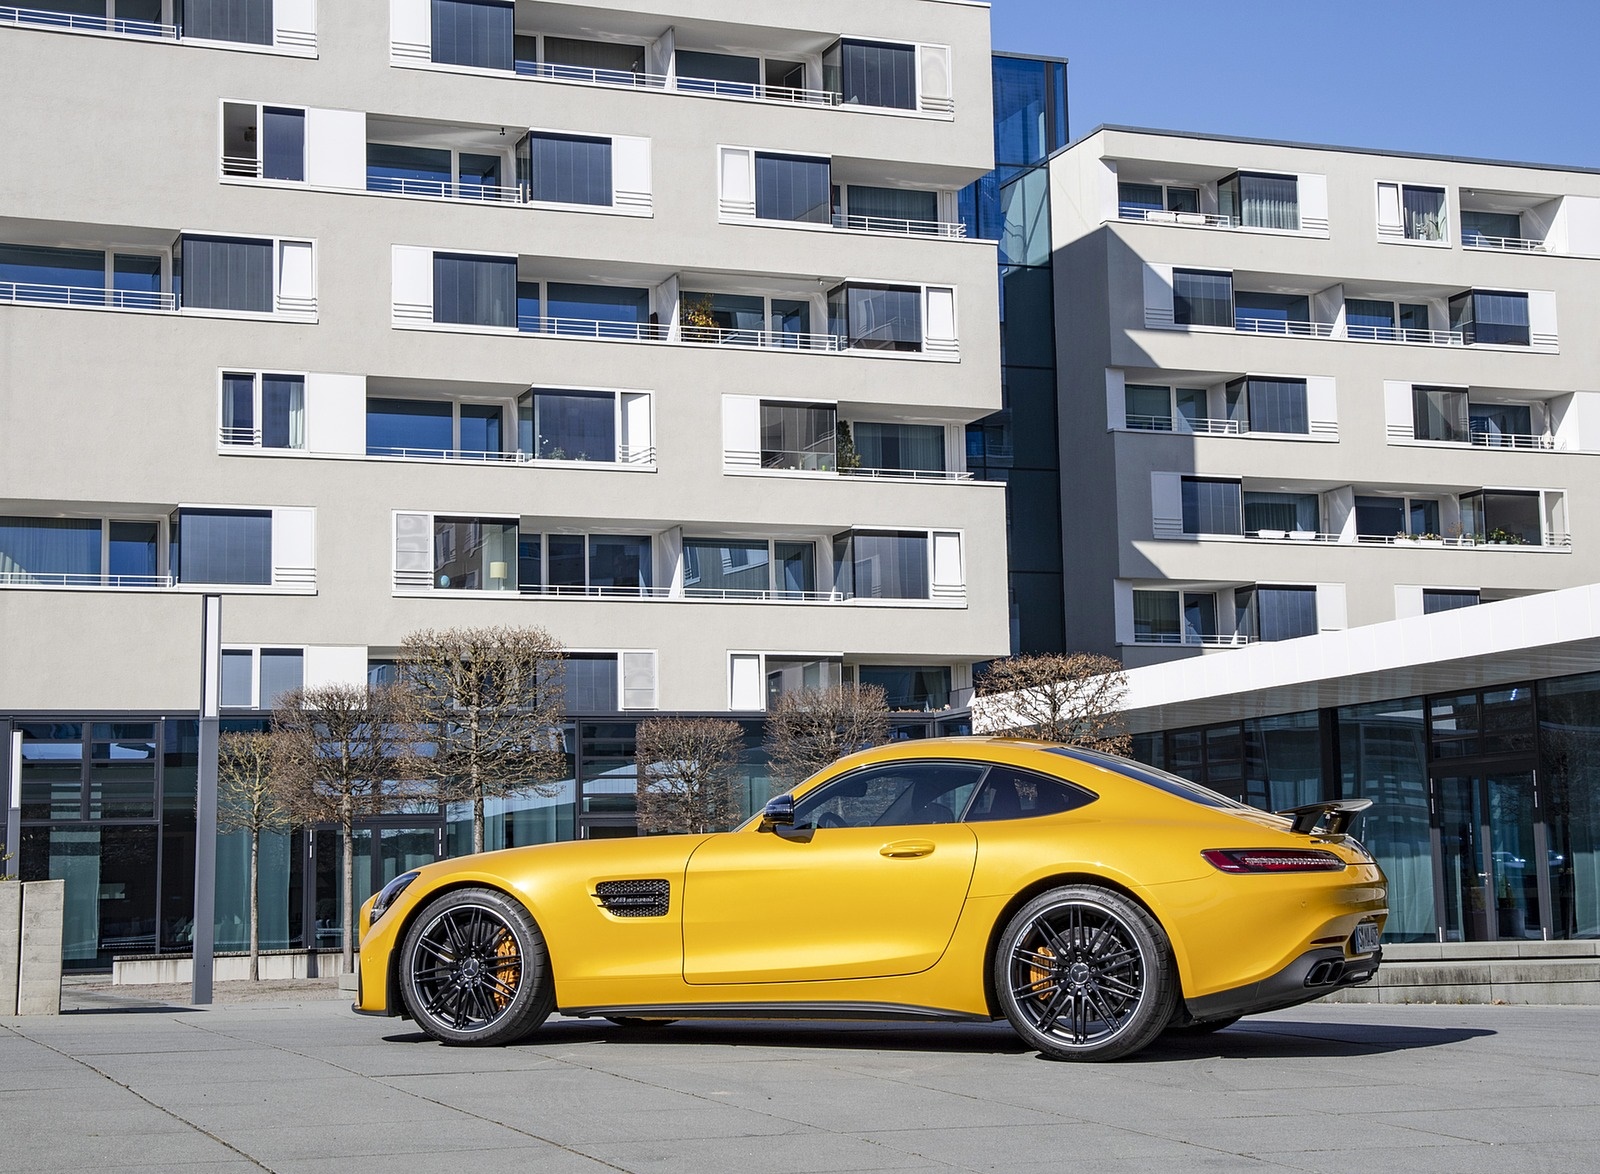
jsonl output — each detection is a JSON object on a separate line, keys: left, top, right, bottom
{"left": 594, "top": 879, "right": 670, "bottom": 918}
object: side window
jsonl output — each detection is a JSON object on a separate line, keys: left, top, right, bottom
{"left": 965, "top": 765, "right": 1096, "bottom": 822}
{"left": 791, "top": 762, "right": 986, "bottom": 830}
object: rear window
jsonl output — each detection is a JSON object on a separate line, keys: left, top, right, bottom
{"left": 1045, "top": 746, "right": 1250, "bottom": 810}
{"left": 966, "top": 765, "right": 1095, "bottom": 822}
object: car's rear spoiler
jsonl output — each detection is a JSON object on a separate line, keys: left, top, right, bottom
{"left": 1275, "top": 797, "right": 1372, "bottom": 836}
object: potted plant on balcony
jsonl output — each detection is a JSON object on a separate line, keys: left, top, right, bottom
{"left": 835, "top": 421, "right": 861, "bottom": 471}
{"left": 1487, "top": 527, "right": 1528, "bottom": 546}
{"left": 680, "top": 293, "right": 718, "bottom": 342}
{"left": 1255, "top": 528, "right": 1286, "bottom": 540}
{"left": 1289, "top": 527, "right": 1317, "bottom": 541}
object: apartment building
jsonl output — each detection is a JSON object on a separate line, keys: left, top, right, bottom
{"left": 1037, "top": 127, "right": 1600, "bottom": 945}
{"left": 0, "top": 0, "right": 1007, "bottom": 966}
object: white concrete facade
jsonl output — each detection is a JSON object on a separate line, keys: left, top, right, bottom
{"left": 1049, "top": 127, "right": 1600, "bottom": 670}
{"left": 0, "top": 0, "right": 1009, "bottom": 717}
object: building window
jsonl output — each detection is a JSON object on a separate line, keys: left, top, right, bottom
{"left": 828, "top": 283, "right": 922, "bottom": 351}
{"left": 857, "top": 665, "right": 953, "bottom": 711}
{"left": 1117, "top": 182, "right": 1199, "bottom": 218}
{"left": 1423, "top": 589, "right": 1481, "bottom": 614}
{"left": 1237, "top": 585, "right": 1317, "bottom": 642}
{"left": 684, "top": 539, "right": 815, "bottom": 597}
{"left": 529, "top": 281, "right": 651, "bottom": 334}
{"left": 430, "top": 0, "right": 512, "bottom": 70}
{"left": 1469, "top": 403, "right": 1535, "bottom": 447}
{"left": 519, "top": 390, "right": 615, "bottom": 461}
{"left": 754, "top": 153, "right": 831, "bottom": 224}
{"left": 1412, "top": 386, "right": 1468, "bottom": 443}
{"left": 832, "top": 39, "right": 917, "bottom": 110}
{"left": 549, "top": 654, "right": 620, "bottom": 713}
{"left": 1125, "top": 384, "right": 1173, "bottom": 431}
{"left": 178, "top": 235, "right": 272, "bottom": 313}
{"left": 675, "top": 49, "right": 760, "bottom": 89}
{"left": 525, "top": 133, "right": 612, "bottom": 206}
{"left": 1180, "top": 477, "right": 1242, "bottom": 536}
{"left": 1218, "top": 171, "right": 1299, "bottom": 230}
{"left": 0, "top": 516, "right": 101, "bottom": 584}
{"left": 539, "top": 35, "right": 644, "bottom": 77}
{"left": 260, "top": 107, "right": 305, "bottom": 181}
{"left": 1225, "top": 376, "right": 1308, "bottom": 434}
{"left": 761, "top": 402, "right": 836, "bottom": 471}
{"left": 183, "top": 0, "right": 272, "bottom": 45}
{"left": 1379, "top": 182, "right": 1447, "bottom": 241}
{"left": 1460, "top": 490, "right": 1542, "bottom": 545}
{"left": 1172, "top": 269, "right": 1232, "bottom": 328}
{"left": 518, "top": 534, "right": 652, "bottom": 594}
{"left": 432, "top": 517, "right": 517, "bottom": 590}
{"left": 1234, "top": 290, "right": 1308, "bottom": 334}
{"left": 843, "top": 185, "right": 940, "bottom": 230}
{"left": 221, "top": 647, "right": 305, "bottom": 709}
{"left": 222, "top": 372, "right": 305, "bottom": 449}
{"left": 853, "top": 422, "right": 944, "bottom": 472}
{"left": 433, "top": 253, "right": 515, "bottom": 327}
{"left": 368, "top": 143, "right": 451, "bottom": 195}
{"left": 1449, "top": 290, "right": 1530, "bottom": 347}
{"left": 1355, "top": 496, "right": 1406, "bottom": 540}
{"left": 1243, "top": 492, "right": 1319, "bottom": 535}
{"left": 1347, "top": 297, "right": 1431, "bottom": 340}
{"left": 833, "top": 531, "right": 929, "bottom": 600}
{"left": 172, "top": 508, "right": 271, "bottom": 585}
{"left": 1133, "top": 589, "right": 1180, "bottom": 643}
{"left": 0, "top": 244, "right": 104, "bottom": 297}
{"left": 367, "top": 398, "right": 506, "bottom": 459}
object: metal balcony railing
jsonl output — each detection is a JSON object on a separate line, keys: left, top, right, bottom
{"left": 678, "top": 324, "right": 846, "bottom": 351}
{"left": 839, "top": 466, "right": 974, "bottom": 481}
{"left": 367, "top": 446, "right": 523, "bottom": 464}
{"left": 512, "top": 60, "right": 669, "bottom": 89}
{"left": 0, "top": 280, "right": 175, "bottom": 311}
{"left": 1120, "top": 207, "right": 1236, "bottom": 228}
{"left": 682, "top": 587, "right": 844, "bottom": 602}
{"left": 1, "top": 4, "right": 174, "bottom": 37}
{"left": 0, "top": 570, "right": 175, "bottom": 588}
{"left": 1470, "top": 431, "right": 1555, "bottom": 450}
{"left": 675, "top": 74, "right": 836, "bottom": 106}
{"left": 1462, "top": 232, "right": 1547, "bottom": 253}
{"left": 1133, "top": 632, "right": 1251, "bottom": 646}
{"left": 831, "top": 213, "right": 967, "bottom": 239}
{"left": 366, "top": 175, "right": 522, "bottom": 203}
{"left": 516, "top": 315, "right": 670, "bottom": 341}
{"left": 222, "top": 155, "right": 262, "bottom": 178}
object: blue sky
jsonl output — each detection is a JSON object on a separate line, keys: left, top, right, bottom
{"left": 989, "top": 1, "right": 1600, "bottom": 168}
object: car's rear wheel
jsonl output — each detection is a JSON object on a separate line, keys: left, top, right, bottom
{"left": 398, "top": 887, "right": 553, "bottom": 1046}
{"left": 995, "top": 885, "right": 1176, "bottom": 1062}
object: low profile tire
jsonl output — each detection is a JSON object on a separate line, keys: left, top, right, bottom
{"left": 995, "top": 885, "right": 1177, "bottom": 1062}
{"left": 398, "top": 886, "right": 554, "bottom": 1046}
{"left": 1165, "top": 1013, "right": 1241, "bottom": 1035}
{"left": 604, "top": 1017, "right": 677, "bottom": 1029}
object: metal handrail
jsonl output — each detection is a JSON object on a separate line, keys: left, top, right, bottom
{"left": 1462, "top": 232, "right": 1547, "bottom": 253}
{"left": 1, "top": 5, "right": 174, "bottom": 37}
{"left": 1343, "top": 322, "right": 1465, "bottom": 346}
{"left": 675, "top": 74, "right": 837, "bottom": 106}
{"left": 678, "top": 324, "right": 845, "bottom": 351}
{"left": 1180, "top": 417, "right": 1244, "bottom": 435}
{"left": 514, "top": 60, "right": 669, "bottom": 89}
{"left": 219, "top": 426, "right": 262, "bottom": 446}
{"left": 1119, "top": 207, "right": 1236, "bottom": 228}
{"left": 222, "top": 155, "right": 262, "bottom": 178}
{"left": 1470, "top": 431, "right": 1554, "bottom": 450}
{"left": 367, "top": 174, "right": 521, "bottom": 203}
{"left": 839, "top": 466, "right": 974, "bottom": 482}
{"left": 1133, "top": 632, "right": 1251, "bottom": 646}
{"left": 1234, "top": 316, "right": 1337, "bottom": 339}
{"left": 0, "top": 280, "right": 174, "bottom": 310}
{"left": 831, "top": 213, "right": 966, "bottom": 239}
{"left": 682, "top": 587, "right": 844, "bottom": 602}
{"left": 367, "top": 446, "right": 522, "bottom": 463}
{"left": 0, "top": 571, "right": 175, "bottom": 588}
{"left": 759, "top": 448, "right": 838, "bottom": 473}
{"left": 521, "top": 584, "right": 669, "bottom": 598}
{"left": 1125, "top": 414, "right": 1173, "bottom": 431}
{"left": 516, "top": 315, "right": 669, "bottom": 341}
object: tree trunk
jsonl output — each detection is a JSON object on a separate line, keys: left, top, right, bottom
{"left": 341, "top": 812, "right": 354, "bottom": 976}
{"left": 473, "top": 793, "right": 485, "bottom": 855}
{"left": 249, "top": 827, "right": 260, "bottom": 982}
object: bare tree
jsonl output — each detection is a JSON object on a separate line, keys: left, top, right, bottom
{"left": 635, "top": 717, "right": 746, "bottom": 834}
{"left": 271, "top": 683, "right": 415, "bottom": 974}
{"left": 765, "top": 684, "right": 891, "bottom": 792}
{"left": 396, "top": 625, "right": 568, "bottom": 855}
{"left": 216, "top": 731, "right": 292, "bottom": 981}
{"left": 974, "top": 652, "right": 1131, "bottom": 753}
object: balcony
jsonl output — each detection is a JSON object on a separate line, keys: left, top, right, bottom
{"left": 1112, "top": 168, "right": 1330, "bottom": 236}
{"left": 390, "top": 6, "right": 954, "bottom": 118}
{"left": 4, "top": 0, "right": 314, "bottom": 51}
{"left": 0, "top": 570, "right": 174, "bottom": 589}
{"left": 1, "top": 279, "right": 174, "bottom": 311}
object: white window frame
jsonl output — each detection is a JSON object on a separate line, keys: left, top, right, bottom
{"left": 218, "top": 99, "right": 308, "bottom": 182}
{"left": 219, "top": 645, "right": 307, "bottom": 710}
{"left": 1376, "top": 180, "right": 1450, "bottom": 245}
{"left": 516, "top": 529, "right": 657, "bottom": 596}
{"left": 177, "top": 230, "right": 318, "bottom": 320}
{"left": 518, "top": 384, "right": 655, "bottom": 468}
{"left": 217, "top": 368, "right": 310, "bottom": 450}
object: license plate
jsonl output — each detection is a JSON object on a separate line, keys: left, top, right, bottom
{"left": 1352, "top": 921, "right": 1381, "bottom": 954}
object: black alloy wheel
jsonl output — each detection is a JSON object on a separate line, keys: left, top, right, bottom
{"left": 398, "top": 886, "right": 554, "bottom": 1046}
{"left": 995, "top": 884, "right": 1176, "bottom": 1061}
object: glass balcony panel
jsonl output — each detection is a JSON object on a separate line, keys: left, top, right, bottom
{"left": 367, "top": 398, "right": 452, "bottom": 456}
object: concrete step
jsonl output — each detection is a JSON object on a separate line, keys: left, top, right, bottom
{"left": 1324, "top": 942, "right": 1600, "bottom": 1005}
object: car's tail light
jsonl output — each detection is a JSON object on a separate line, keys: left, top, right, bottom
{"left": 1202, "top": 848, "right": 1346, "bottom": 873}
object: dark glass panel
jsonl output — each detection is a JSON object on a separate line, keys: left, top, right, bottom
{"left": 178, "top": 235, "right": 271, "bottom": 313}
{"left": 262, "top": 106, "right": 304, "bottom": 181}
{"left": 367, "top": 398, "right": 452, "bottom": 456}
{"left": 528, "top": 133, "right": 612, "bottom": 206}
{"left": 432, "top": 252, "right": 515, "bottom": 327}
{"left": 430, "top": 0, "right": 512, "bottom": 70}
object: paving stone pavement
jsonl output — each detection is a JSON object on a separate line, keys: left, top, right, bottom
{"left": 3, "top": 990, "right": 1598, "bottom": 1173}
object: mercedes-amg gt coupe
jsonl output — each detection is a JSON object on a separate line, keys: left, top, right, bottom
{"left": 353, "top": 737, "right": 1386, "bottom": 1061}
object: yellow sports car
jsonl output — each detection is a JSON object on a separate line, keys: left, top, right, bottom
{"left": 354, "top": 737, "right": 1386, "bottom": 1061}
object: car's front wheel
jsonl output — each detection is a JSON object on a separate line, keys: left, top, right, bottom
{"left": 995, "top": 885, "right": 1176, "bottom": 1062}
{"left": 398, "top": 886, "right": 554, "bottom": 1046}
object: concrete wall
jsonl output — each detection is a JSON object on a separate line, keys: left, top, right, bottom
{"left": 16, "top": 879, "right": 63, "bottom": 1016}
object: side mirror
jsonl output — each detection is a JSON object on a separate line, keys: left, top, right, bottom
{"left": 759, "top": 793, "right": 795, "bottom": 832}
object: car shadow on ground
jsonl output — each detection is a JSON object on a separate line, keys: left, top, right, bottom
{"left": 382, "top": 1015, "right": 1494, "bottom": 1060}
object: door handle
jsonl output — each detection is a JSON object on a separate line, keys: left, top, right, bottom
{"left": 881, "top": 840, "right": 935, "bottom": 858}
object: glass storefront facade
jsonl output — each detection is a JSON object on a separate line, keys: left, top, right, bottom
{"left": 1131, "top": 670, "right": 1600, "bottom": 943}
{"left": 3, "top": 710, "right": 957, "bottom": 969}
